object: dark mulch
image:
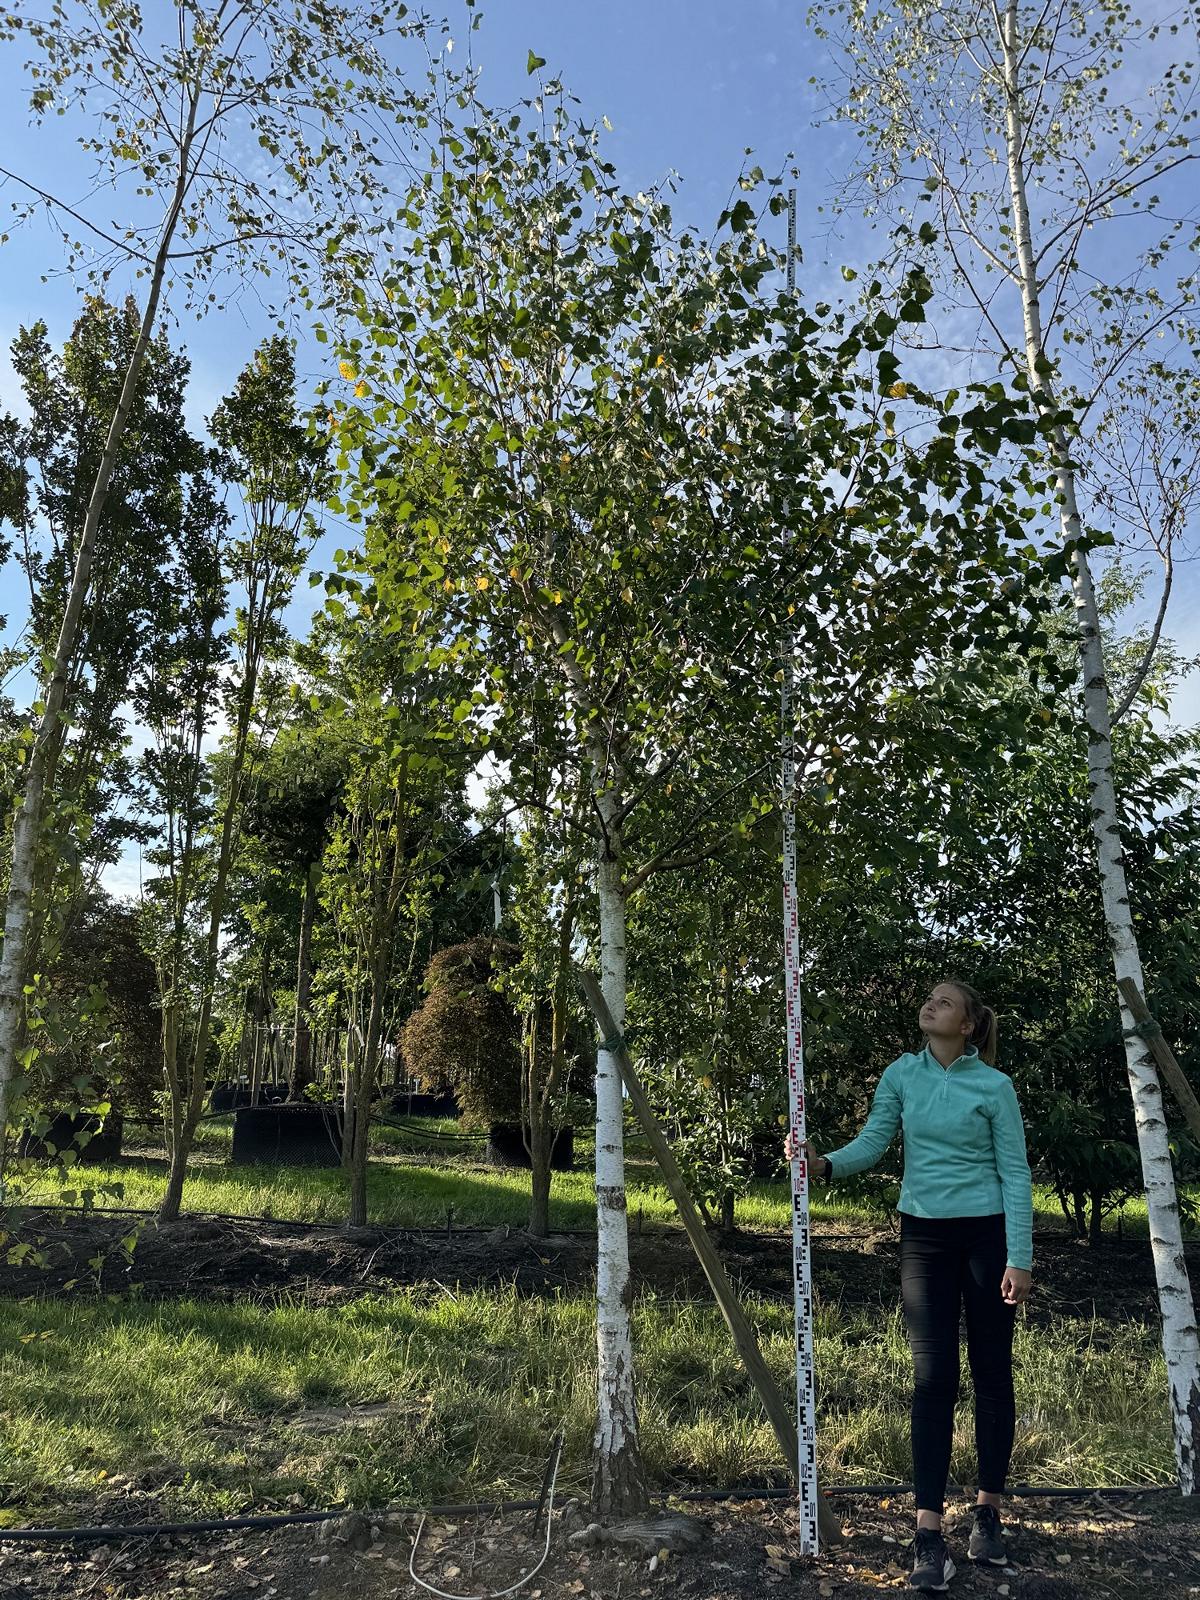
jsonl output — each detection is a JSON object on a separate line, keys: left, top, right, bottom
{"left": 2, "top": 1208, "right": 1195, "bottom": 1329}
{"left": 2, "top": 1492, "right": 1197, "bottom": 1600}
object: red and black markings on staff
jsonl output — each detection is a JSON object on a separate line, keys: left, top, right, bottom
{"left": 780, "top": 184, "right": 820, "bottom": 1558}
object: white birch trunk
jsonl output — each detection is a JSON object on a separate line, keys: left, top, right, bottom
{"left": 590, "top": 780, "right": 649, "bottom": 1517}
{"left": 541, "top": 600, "right": 648, "bottom": 1512}
{"left": 1000, "top": 0, "right": 1200, "bottom": 1489}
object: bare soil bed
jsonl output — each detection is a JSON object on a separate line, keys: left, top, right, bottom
{"left": 2, "top": 1491, "right": 1197, "bottom": 1600}
{"left": 3, "top": 1208, "right": 1194, "bottom": 1329}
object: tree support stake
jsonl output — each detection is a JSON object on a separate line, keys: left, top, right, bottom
{"left": 576, "top": 969, "right": 843, "bottom": 1549}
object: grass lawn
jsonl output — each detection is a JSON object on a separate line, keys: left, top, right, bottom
{"left": 0, "top": 1288, "right": 1175, "bottom": 1525}
{"left": 21, "top": 1118, "right": 1195, "bottom": 1240}
{"left": 3, "top": 1119, "right": 1188, "bottom": 1529}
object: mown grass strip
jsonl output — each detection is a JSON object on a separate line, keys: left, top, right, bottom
{"left": 25, "top": 1137, "right": 1179, "bottom": 1239}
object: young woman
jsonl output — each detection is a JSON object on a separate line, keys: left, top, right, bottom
{"left": 786, "top": 981, "right": 1033, "bottom": 1593}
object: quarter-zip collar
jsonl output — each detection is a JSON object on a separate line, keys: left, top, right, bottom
{"left": 922, "top": 1043, "right": 980, "bottom": 1073}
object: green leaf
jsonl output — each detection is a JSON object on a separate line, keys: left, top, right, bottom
{"left": 527, "top": 49, "right": 546, "bottom": 74}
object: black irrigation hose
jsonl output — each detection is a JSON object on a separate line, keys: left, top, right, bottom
{"left": 11, "top": 1204, "right": 1098, "bottom": 1247}
{"left": 12, "top": 1204, "right": 690, "bottom": 1238}
{"left": 675, "top": 1484, "right": 1175, "bottom": 1503}
{"left": 0, "top": 1484, "right": 1174, "bottom": 1546}
{"left": 0, "top": 1500, "right": 539, "bottom": 1545}
{"left": 375, "top": 1116, "right": 490, "bottom": 1142}
{"left": 126, "top": 1108, "right": 491, "bottom": 1141}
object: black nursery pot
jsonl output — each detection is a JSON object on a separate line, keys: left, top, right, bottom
{"left": 210, "top": 1081, "right": 289, "bottom": 1112}
{"left": 18, "top": 1110, "right": 124, "bottom": 1164}
{"left": 389, "top": 1089, "right": 459, "bottom": 1118}
{"left": 485, "top": 1122, "right": 575, "bottom": 1172}
{"left": 230, "top": 1103, "right": 342, "bottom": 1168}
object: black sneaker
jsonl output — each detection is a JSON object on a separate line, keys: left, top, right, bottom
{"left": 910, "top": 1526, "right": 956, "bottom": 1591}
{"left": 967, "top": 1503, "right": 1007, "bottom": 1565}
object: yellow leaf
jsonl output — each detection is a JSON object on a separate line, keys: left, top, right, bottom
{"left": 476, "top": 576, "right": 489, "bottom": 590}
{"left": 655, "top": 353, "right": 666, "bottom": 367}
{"left": 338, "top": 360, "right": 356, "bottom": 381}
{"left": 620, "top": 586, "right": 633, "bottom": 603}
{"left": 888, "top": 380, "right": 909, "bottom": 399}
{"left": 354, "top": 380, "right": 368, "bottom": 399}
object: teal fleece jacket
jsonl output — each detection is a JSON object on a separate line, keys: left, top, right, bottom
{"left": 824, "top": 1046, "right": 1034, "bottom": 1272}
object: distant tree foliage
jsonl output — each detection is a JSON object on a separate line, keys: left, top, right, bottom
{"left": 402, "top": 939, "right": 523, "bottom": 1125}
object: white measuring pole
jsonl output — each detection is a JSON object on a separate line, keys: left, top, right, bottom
{"left": 780, "top": 185, "right": 819, "bottom": 1556}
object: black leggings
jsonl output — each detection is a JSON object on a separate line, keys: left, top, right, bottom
{"left": 899, "top": 1213, "right": 1017, "bottom": 1513}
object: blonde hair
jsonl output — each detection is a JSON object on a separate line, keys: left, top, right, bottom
{"left": 946, "top": 980, "right": 998, "bottom": 1065}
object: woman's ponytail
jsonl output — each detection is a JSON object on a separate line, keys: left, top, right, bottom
{"left": 949, "top": 983, "right": 999, "bottom": 1065}
{"left": 974, "top": 1004, "right": 999, "bottom": 1066}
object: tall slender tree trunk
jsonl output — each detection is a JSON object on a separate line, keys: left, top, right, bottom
{"left": 0, "top": 114, "right": 201, "bottom": 1189}
{"left": 1000, "top": 0, "right": 1200, "bottom": 1489}
{"left": 523, "top": 1004, "right": 552, "bottom": 1239}
{"left": 347, "top": 983, "right": 384, "bottom": 1229}
{"left": 590, "top": 780, "right": 649, "bottom": 1517}
{"left": 290, "top": 862, "right": 320, "bottom": 1097}
{"left": 542, "top": 598, "right": 648, "bottom": 1515}
{"left": 341, "top": 1017, "right": 359, "bottom": 1170}
{"left": 159, "top": 685, "right": 256, "bottom": 1222}
{"left": 528, "top": 1123, "right": 552, "bottom": 1239}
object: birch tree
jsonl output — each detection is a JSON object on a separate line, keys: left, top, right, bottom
{"left": 328, "top": 85, "right": 1070, "bottom": 1514}
{"left": 0, "top": 0, "right": 431, "bottom": 1181}
{"left": 810, "top": 0, "right": 1200, "bottom": 1487}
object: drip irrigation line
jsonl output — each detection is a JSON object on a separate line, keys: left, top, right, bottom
{"left": 126, "top": 1109, "right": 489, "bottom": 1141}
{"left": 673, "top": 1484, "right": 1175, "bottom": 1503}
{"left": 376, "top": 1117, "right": 489, "bottom": 1142}
{"left": 0, "top": 1501, "right": 537, "bottom": 1544}
{"left": 11, "top": 1205, "right": 687, "bottom": 1238}
{"left": 0, "top": 1483, "right": 1173, "bottom": 1546}
{"left": 9, "top": 1203, "right": 1129, "bottom": 1249}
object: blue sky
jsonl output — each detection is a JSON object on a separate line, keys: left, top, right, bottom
{"left": 0, "top": 1, "right": 862, "bottom": 637}
{"left": 0, "top": 0, "right": 1195, "bottom": 858}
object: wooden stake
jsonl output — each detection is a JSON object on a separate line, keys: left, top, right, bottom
{"left": 1117, "top": 978, "right": 1200, "bottom": 1146}
{"left": 577, "top": 968, "right": 843, "bottom": 1548}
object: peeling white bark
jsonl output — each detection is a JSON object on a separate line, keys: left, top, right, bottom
{"left": 590, "top": 779, "right": 649, "bottom": 1516}
{"left": 1000, "top": 0, "right": 1200, "bottom": 1491}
